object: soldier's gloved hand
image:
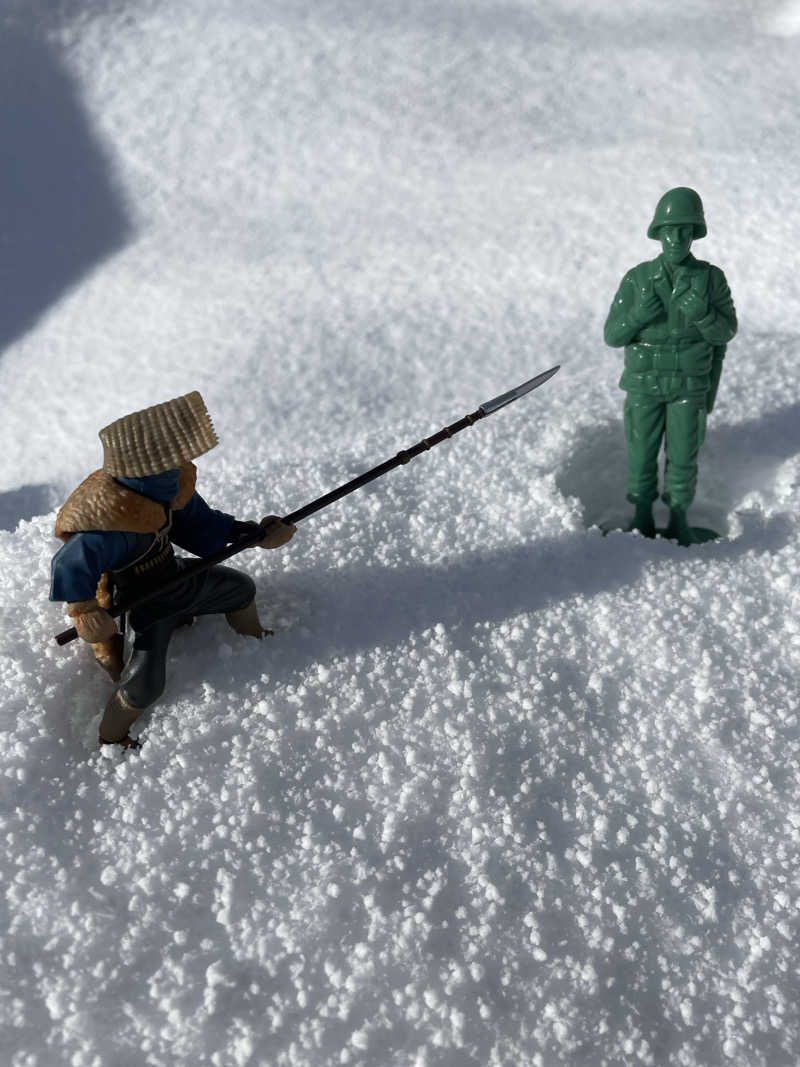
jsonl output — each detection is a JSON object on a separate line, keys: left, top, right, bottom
{"left": 257, "top": 516, "right": 296, "bottom": 549}
{"left": 674, "top": 285, "right": 708, "bottom": 324}
{"left": 67, "top": 598, "right": 117, "bottom": 643}
{"left": 633, "top": 281, "right": 662, "bottom": 325}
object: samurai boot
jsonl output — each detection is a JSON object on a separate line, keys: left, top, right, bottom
{"left": 225, "top": 600, "right": 274, "bottom": 639}
{"left": 103, "top": 733, "right": 141, "bottom": 751}
{"left": 99, "top": 689, "right": 145, "bottom": 748}
{"left": 627, "top": 500, "right": 656, "bottom": 538}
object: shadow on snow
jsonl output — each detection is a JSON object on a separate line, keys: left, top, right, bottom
{"left": 0, "top": 24, "right": 131, "bottom": 355}
{"left": 0, "top": 484, "right": 59, "bottom": 531}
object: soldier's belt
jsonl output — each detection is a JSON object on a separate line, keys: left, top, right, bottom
{"left": 625, "top": 341, "right": 712, "bottom": 376}
{"left": 111, "top": 542, "right": 180, "bottom": 594}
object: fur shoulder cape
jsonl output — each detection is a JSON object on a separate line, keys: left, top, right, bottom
{"left": 55, "top": 462, "right": 197, "bottom": 542}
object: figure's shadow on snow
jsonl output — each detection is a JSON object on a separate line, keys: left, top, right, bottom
{"left": 556, "top": 418, "right": 626, "bottom": 529}
{"left": 267, "top": 512, "right": 792, "bottom": 670}
{"left": 0, "top": 26, "right": 131, "bottom": 354}
{"left": 706, "top": 401, "right": 800, "bottom": 506}
{"left": 557, "top": 402, "right": 800, "bottom": 536}
{"left": 0, "top": 484, "right": 57, "bottom": 531}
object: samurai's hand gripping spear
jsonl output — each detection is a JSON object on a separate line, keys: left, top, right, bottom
{"left": 55, "top": 366, "right": 559, "bottom": 646}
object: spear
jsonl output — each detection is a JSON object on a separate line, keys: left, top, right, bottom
{"left": 55, "top": 365, "right": 559, "bottom": 646}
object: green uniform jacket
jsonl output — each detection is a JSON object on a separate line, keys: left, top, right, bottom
{"left": 604, "top": 253, "right": 737, "bottom": 411}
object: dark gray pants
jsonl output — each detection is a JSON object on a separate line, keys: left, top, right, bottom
{"left": 118, "top": 564, "right": 255, "bottom": 708}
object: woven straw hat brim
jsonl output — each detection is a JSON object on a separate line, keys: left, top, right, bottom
{"left": 99, "top": 391, "right": 219, "bottom": 477}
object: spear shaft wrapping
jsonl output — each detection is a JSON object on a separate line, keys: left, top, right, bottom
{"left": 54, "top": 366, "right": 559, "bottom": 646}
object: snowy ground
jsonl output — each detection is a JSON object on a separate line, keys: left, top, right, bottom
{"left": 2, "top": 1, "right": 799, "bottom": 1065}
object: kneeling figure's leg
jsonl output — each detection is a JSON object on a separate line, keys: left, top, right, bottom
{"left": 192, "top": 566, "right": 270, "bottom": 638}
{"left": 99, "top": 616, "right": 176, "bottom": 744}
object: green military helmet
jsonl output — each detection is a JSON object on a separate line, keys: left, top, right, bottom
{"left": 647, "top": 187, "right": 707, "bottom": 240}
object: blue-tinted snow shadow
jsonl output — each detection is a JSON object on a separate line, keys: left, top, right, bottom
{"left": 267, "top": 511, "right": 792, "bottom": 669}
{"left": 0, "top": 484, "right": 58, "bottom": 530}
{"left": 707, "top": 400, "right": 800, "bottom": 504}
{"left": 0, "top": 25, "right": 131, "bottom": 354}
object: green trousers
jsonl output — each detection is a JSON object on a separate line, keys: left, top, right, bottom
{"left": 623, "top": 387, "right": 707, "bottom": 510}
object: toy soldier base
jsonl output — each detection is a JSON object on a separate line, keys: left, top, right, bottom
{"left": 603, "top": 187, "right": 737, "bottom": 546}
{"left": 627, "top": 499, "right": 719, "bottom": 546}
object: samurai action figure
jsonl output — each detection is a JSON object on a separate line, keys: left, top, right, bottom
{"left": 604, "top": 187, "right": 737, "bottom": 544}
{"left": 50, "top": 391, "right": 295, "bottom": 748}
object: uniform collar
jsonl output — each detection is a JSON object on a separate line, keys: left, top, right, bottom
{"left": 657, "top": 251, "right": 698, "bottom": 282}
{"left": 114, "top": 468, "right": 182, "bottom": 503}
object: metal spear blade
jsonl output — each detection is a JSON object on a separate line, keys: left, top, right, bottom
{"left": 479, "top": 364, "right": 560, "bottom": 416}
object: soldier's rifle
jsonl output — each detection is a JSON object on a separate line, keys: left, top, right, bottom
{"left": 55, "top": 365, "right": 560, "bottom": 646}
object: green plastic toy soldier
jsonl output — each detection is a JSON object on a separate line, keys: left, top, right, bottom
{"left": 604, "top": 187, "right": 737, "bottom": 545}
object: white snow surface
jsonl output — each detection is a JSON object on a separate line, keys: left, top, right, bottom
{"left": 2, "top": 2, "right": 799, "bottom": 1065}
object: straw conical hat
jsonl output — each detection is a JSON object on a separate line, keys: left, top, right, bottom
{"left": 99, "top": 391, "right": 219, "bottom": 477}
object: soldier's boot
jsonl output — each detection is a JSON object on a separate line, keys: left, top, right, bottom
{"left": 628, "top": 500, "right": 656, "bottom": 538}
{"left": 225, "top": 600, "right": 274, "bottom": 639}
{"left": 664, "top": 507, "right": 694, "bottom": 547}
{"left": 99, "top": 689, "right": 145, "bottom": 748}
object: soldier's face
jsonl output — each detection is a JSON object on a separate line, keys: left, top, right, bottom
{"left": 659, "top": 224, "right": 694, "bottom": 265}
